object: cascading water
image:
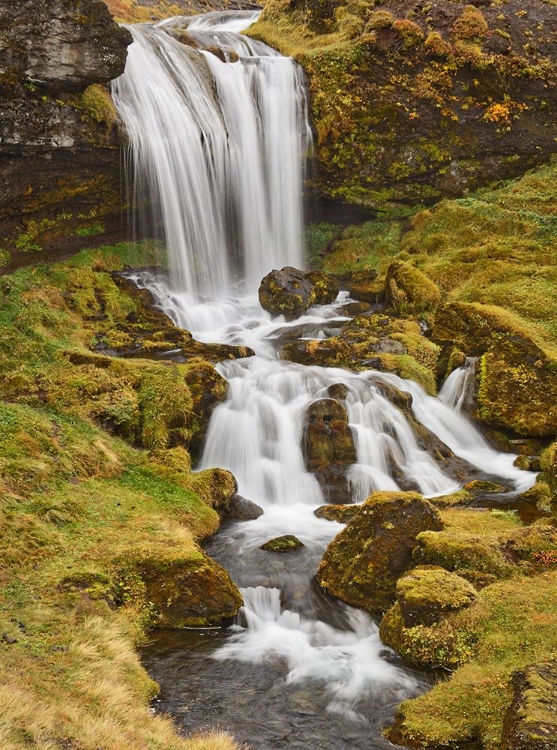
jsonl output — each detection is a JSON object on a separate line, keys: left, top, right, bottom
{"left": 112, "top": 11, "right": 312, "bottom": 301}
{"left": 114, "top": 11, "right": 537, "bottom": 748}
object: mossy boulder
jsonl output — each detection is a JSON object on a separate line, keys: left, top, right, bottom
{"left": 396, "top": 566, "right": 478, "bottom": 628}
{"left": 118, "top": 547, "right": 243, "bottom": 629}
{"left": 344, "top": 270, "right": 384, "bottom": 304}
{"left": 503, "top": 658, "right": 557, "bottom": 750}
{"left": 258, "top": 267, "right": 338, "bottom": 320}
{"left": 302, "top": 398, "right": 357, "bottom": 503}
{"left": 314, "top": 504, "right": 361, "bottom": 523}
{"left": 260, "top": 535, "right": 304, "bottom": 552}
{"left": 317, "top": 491, "right": 443, "bottom": 614}
{"left": 464, "top": 480, "right": 507, "bottom": 494}
{"left": 414, "top": 529, "right": 515, "bottom": 579}
{"left": 379, "top": 566, "right": 478, "bottom": 669}
{"left": 385, "top": 261, "right": 442, "bottom": 322}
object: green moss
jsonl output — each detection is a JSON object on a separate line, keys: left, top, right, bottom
{"left": 260, "top": 534, "right": 305, "bottom": 552}
{"left": 386, "top": 572, "right": 557, "bottom": 749}
{"left": 385, "top": 260, "right": 442, "bottom": 322}
{"left": 414, "top": 529, "right": 516, "bottom": 578}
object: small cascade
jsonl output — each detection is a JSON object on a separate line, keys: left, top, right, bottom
{"left": 111, "top": 11, "right": 312, "bottom": 298}
{"left": 439, "top": 357, "right": 478, "bottom": 412}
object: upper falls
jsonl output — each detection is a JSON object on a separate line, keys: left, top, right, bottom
{"left": 111, "top": 11, "right": 312, "bottom": 297}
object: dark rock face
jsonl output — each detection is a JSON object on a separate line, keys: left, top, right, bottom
{"left": 225, "top": 495, "right": 264, "bottom": 521}
{"left": 1, "top": 0, "right": 131, "bottom": 91}
{"left": 258, "top": 267, "right": 339, "bottom": 320}
{"left": 302, "top": 398, "right": 357, "bottom": 504}
{"left": 503, "top": 659, "right": 557, "bottom": 750}
{"left": 0, "top": 0, "right": 132, "bottom": 266}
{"left": 314, "top": 504, "right": 361, "bottom": 523}
{"left": 317, "top": 491, "right": 443, "bottom": 614}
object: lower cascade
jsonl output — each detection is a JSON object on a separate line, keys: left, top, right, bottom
{"left": 114, "top": 10, "right": 537, "bottom": 749}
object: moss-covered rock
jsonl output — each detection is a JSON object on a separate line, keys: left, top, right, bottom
{"left": 395, "top": 566, "right": 478, "bottom": 628}
{"left": 314, "top": 503, "right": 361, "bottom": 523}
{"left": 414, "top": 529, "right": 515, "bottom": 579}
{"left": 317, "top": 491, "right": 443, "bottom": 614}
{"left": 379, "top": 566, "right": 478, "bottom": 669}
{"left": 504, "top": 526, "right": 557, "bottom": 569}
{"left": 429, "top": 489, "right": 473, "bottom": 509}
{"left": 117, "top": 546, "right": 243, "bottom": 628}
{"left": 540, "top": 441, "right": 557, "bottom": 519}
{"left": 302, "top": 398, "right": 357, "bottom": 503}
{"left": 385, "top": 260, "right": 442, "bottom": 323}
{"left": 260, "top": 535, "right": 304, "bottom": 552}
{"left": 258, "top": 266, "right": 338, "bottom": 320}
{"left": 464, "top": 479, "right": 507, "bottom": 494}
{"left": 503, "top": 658, "right": 557, "bottom": 750}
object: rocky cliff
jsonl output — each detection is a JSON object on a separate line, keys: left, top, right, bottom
{"left": 0, "top": 0, "right": 131, "bottom": 269}
{"left": 250, "top": 0, "right": 557, "bottom": 208}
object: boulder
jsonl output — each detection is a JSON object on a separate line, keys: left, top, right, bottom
{"left": 302, "top": 398, "right": 357, "bottom": 504}
{"left": 260, "top": 535, "right": 304, "bottom": 552}
{"left": 317, "top": 491, "right": 443, "bottom": 614}
{"left": 118, "top": 547, "right": 243, "bottom": 628}
{"left": 225, "top": 494, "right": 264, "bottom": 521}
{"left": 464, "top": 480, "right": 507, "bottom": 493}
{"left": 503, "top": 526, "right": 557, "bottom": 568}
{"left": 258, "top": 267, "right": 338, "bottom": 320}
{"left": 379, "top": 566, "right": 478, "bottom": 668}
{"left": 503, "top": 659, "right": 557, "bottom": 750}
{"left": 344, "top": 270, "right": 384, "bottom": 305}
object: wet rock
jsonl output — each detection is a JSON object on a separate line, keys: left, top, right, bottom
{"left": 260, "top": 535, "right": 305, "bottom": 552}
{"left": 414, "top": 529, "right": 515, "bottom": 579}
{"left": 385, "top": 261, "right": 442, "bottom": 322}
{"left": 305, "top": 270, "right": 339, "bottom": 305}
{"left": 318, "top": 491, "right": 443, "bottom": 614}
{"left": 314, "top": 504, "right": 361, "bottom": 523}
{"left": 258, "top": 267, "right": 338, "bottom": 320}
{"left": 337, "top": 301, "right": 372, "bottom": 316}
{"left": 514, "top": 455, "right": 541, "bottom": 473}
{"left": 302, "top": 398, "right": 357, "bottom": 504}
{"left": 327, "top": 383, "right": 348, "bottom": 400}
{"left": 503, "top": 658, "right": 557, "bottom": 750}
{"left": 184, "top": 360, "right": 228, "bottom": 457}
{"left": 225, "top": 495, "right": 264, "bottom": 521}
{"left": 1, "top": 0, "right": 131, "bottom": 91}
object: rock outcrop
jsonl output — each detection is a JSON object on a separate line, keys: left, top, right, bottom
{"left": 0, "top": 0, "right": 132, "bottom": 268}
{"left": 503, "top": 659, "right": 557, "bottom": 750}
{"left": 250, "top": 0, "right": 557, "bottom": 208}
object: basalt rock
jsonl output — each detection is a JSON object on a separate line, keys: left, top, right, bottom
{"left": 258, "top": 267, "right": 338, "bottom": 320}
{"left": 0, "top": 0, "right": 132, "bottom": 266}
{"left": 260, "top": 535, "right": 305, "bottom": 552}
{"left": 224, "top": 494, "right": 264, "bottom": 521}
{"left": 317, "top": 491, "right": 443, "bottom": 614}
{"left": 314, "top": 504, "right": 361, "bottom": 523}
{"left": 302, "top": 398, "right": 357, "bottom": 504}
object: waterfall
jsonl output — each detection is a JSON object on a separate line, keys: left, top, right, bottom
{"left": 439, "top": 357, "right": 478, "bottom": 411}
{"left": 115, "top": 11, "right": 538, "bottom": 743}
{"left": 111, "top": 11, "right": 312, "bottom": 298}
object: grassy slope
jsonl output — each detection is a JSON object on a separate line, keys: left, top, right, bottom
{"left": 317, "top": 158, "right": 557, "bottom": 350}
{"left": 0, "top": 243, "right": 243, "bottom": 750}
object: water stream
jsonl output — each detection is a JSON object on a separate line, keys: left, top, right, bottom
{"left": 113, "top": 12, "right": 537, "bottom": 748}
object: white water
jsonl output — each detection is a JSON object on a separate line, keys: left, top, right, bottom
{"left": 114, "top": 10, "right": 537, "bottom": 736}
{"left": 112, "top": 11, "right": 312, "bottom": 299}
